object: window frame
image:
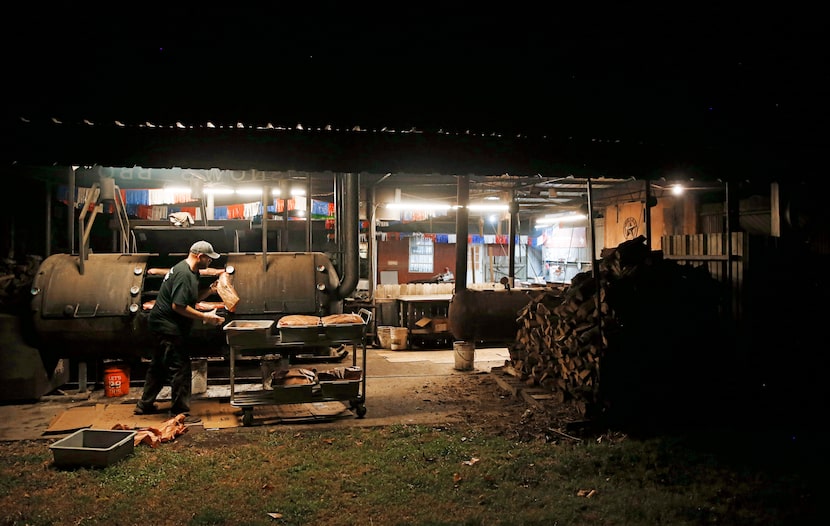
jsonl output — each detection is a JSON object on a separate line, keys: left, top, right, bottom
{"left": 408, "top": 235, "right": 434, "bottom": 273}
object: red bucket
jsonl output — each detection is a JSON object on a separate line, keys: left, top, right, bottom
{"left": 103, "top": 364, "right": 130, "bottom": 397}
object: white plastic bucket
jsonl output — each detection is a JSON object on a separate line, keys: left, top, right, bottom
{"left": 390, "top": 327, "right": 409, "bottom": 350}
{"left": 377, "top": 326, "right": 393, "bottom": 349}
{"left": 191, "top": 359, "right": 208, "bottom": 394}
{"left": 453, "top": 341, "right": 475, "bottom": 371}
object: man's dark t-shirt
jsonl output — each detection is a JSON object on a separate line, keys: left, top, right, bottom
{"left": 148, "top": 259, "right": 199, "bottom": 336}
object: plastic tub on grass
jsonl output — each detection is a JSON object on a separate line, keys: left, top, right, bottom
{"left": 49, "top": 429, "right": 136, "bottom": 468}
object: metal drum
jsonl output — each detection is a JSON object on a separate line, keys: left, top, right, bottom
{"left": 447, "top": 288, "right": 532, "bottom": 343}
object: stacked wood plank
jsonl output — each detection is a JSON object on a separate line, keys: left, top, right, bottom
{"left": 509, "top": 235, "right": 724, "bottom": 424}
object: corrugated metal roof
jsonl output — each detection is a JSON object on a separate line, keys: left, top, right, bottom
{"left": 0, "top": 113, "right": 780, "bottom": 182}
{"left": 0, "top": 111, "right": 801, "bottom": 219}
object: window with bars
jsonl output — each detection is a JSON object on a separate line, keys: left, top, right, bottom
{"left": 408, "top": 236, "right": 434, "bottom": 273}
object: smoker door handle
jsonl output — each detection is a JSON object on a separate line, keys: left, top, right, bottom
{"left": 72, "top": 303, "right": 100, "bottom": 318}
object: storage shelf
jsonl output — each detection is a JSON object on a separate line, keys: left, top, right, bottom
{"left": 396, "top": 295, "right": 453, "bottom": 349}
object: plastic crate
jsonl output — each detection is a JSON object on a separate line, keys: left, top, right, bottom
{"left": 320, "top": 380, "right": 360, "bottom": 400}
{"left": 279, "top": 326, "right": 322, "bottom": 343}
{"left": 49, "top": 429, "right": 136, "bottom": 468}
{"left": 271, "top": 383, "right": 315, "bottom": 403}
{"left": 223, "top": 320, "right": 275, "bottom": 347}
{"left": 323, "top": 323, "right": 364, "bottom": 341}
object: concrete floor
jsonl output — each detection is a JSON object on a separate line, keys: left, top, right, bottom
{"left": 0, "top": 346, "right": 512, "bottom": 441}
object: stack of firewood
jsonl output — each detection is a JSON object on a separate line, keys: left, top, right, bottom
{"left": 508, "top": 270, "right": 607, "bottom": 415}
{"left": 509, "top": 236, "right": 724, "bottom": 422}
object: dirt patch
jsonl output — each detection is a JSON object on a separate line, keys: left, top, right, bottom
{"left": 0, "top": 369, "right": 587, "bottom": 456}
{"left": 180, "top": 372, "right": 586, "bottom": 446}
{"left": 367, "top": 373, "right": 579, "bottom": 440}
{"left": 459, "top": 372, "right": 588, "bottom": 441}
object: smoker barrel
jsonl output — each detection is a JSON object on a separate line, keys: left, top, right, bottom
{"left": 29, "top": 252, "right": 343, "bottom": 361}
{"left": 447, "top": 288, "right": 532, "bottom": 343}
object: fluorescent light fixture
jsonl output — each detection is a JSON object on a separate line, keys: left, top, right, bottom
{"left": 163, "top": 186, "right": 191, "bottom": 194}
{"left": 385, "top": 202, "right": 452, "bottom": 211}
{"left": 384, "top": 201, "right": 507, "bottom": 212}
{"left": 192, "top": 186, "right": 306, "bottom": 198}
{"left": 535, "top": 212, "right": 587, "bottom": 228}
{"left": 235, "top": 187, "right": 269, "bottom": 197}
{"left": 557, "top": 213, "right": 587, "bottom": 223}
{"left": 467, "top": 203, "right": 509, "bottom": 212}
{"left": 204, "top": 187, "right": 234, "bottom": 196}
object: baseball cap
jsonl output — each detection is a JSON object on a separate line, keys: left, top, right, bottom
{"left": 189, "top": 241, "right": 220, "bottom": 259}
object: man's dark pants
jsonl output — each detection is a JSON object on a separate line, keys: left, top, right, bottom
{"left": 138, "top": 334, "right": 192, "bottom": 413}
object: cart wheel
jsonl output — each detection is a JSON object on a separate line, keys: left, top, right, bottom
{"left": 242, "top": 409, "right": 254, "bottom": 427}
{"left": 355, "top": 404, "right": 367, "bottom": 418}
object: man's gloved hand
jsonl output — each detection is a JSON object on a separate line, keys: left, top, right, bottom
{"left": 202, "top": 308, "right": 226, "bottom": 326}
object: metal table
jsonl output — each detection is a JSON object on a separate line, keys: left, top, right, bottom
{"left": 225, "top": 313, "right": 369, "bottom": 426}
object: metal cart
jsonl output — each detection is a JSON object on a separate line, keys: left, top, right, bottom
{"left": 224, "top": 310, "right": 371, "bottom": 427}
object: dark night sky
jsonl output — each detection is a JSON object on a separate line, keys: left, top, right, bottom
{"left": 3, "top": 4, "right": 828, "bottom": 154}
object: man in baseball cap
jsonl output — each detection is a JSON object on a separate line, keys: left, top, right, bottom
{"left": 189, "top": 240, "right": 220, "bottom": 259}
{"left": 136, "top": 239, "right": 224, "bottom": 419}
